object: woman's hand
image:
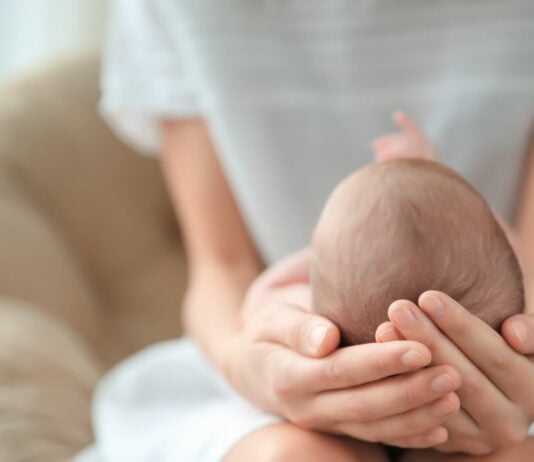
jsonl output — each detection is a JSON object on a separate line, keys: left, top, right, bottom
{"left": 226, "top": 300, "right": 462, "bottom": 447}
{"left": 376, "top": 291, "right": 534, "bottom": 455}
{"left": 223, "top": 271, "right": 463, "bottom": 448}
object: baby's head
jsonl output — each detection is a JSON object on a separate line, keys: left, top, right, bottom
{"left": 311, "top": 159, "right": 524, "bottom": 345}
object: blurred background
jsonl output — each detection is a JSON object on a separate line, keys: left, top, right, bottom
{"left": 0, "top": 0, "right": 106, "bottom": 81}
{"left": 0, "top": 1, "right": 533, "bottom": 461}
{"left": 0, "top": 1, "right": 187, "bottom": 460}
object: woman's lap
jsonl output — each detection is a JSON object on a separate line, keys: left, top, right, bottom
{"left": 224, "top": 423, "right": 388, "bottom": 462}
{"left": 77, "top": 338, "right": 534, "bottom": 462}
{"left": 401, "top": 437, "right": 534, "bottom": 462}
{"left": 76, "top": 338, "right": 280, "bottom": 462}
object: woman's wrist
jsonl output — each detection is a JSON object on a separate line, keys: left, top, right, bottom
{"left": 186, "top": 310, "right": 241, "bottom": 374}
{"left": 181, "top": 277, "right": 246, "bottom": 373}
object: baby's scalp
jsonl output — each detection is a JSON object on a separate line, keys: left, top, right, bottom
{"left": 311, "top": 159, "right": 524, "bottom": 345}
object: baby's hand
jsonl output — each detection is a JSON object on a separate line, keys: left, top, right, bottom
{"left": 372, "top": 111, "right": 439, "bottom": 163}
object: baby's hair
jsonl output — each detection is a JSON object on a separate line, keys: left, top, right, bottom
{"left": 311, "top": 159, "right": 524, "bottom": 345}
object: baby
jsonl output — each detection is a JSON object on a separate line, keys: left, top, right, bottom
{"left": 233, "top": 113, "right": 525, "bottom": 462}
{"left": 310, "top": 158, "right": 524, "bottom": 345}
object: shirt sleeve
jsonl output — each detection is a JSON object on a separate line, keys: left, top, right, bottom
{"left": 100, "top": 0, "right": 201, "bottom": 155}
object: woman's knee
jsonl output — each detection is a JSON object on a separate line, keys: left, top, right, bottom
{"left": 224, "top": 423, "right": 387, "bottom": 462}
{"left": 401, "top": 437, "right": 534, "bottom": 462}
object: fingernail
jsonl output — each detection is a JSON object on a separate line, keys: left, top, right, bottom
{"left": 400, "top": 350, "right": 428, "bottom": 367}
{"left": 308, "top": 325, "right": 328, "bottom": 350}
{"left": 511, "top": 321, "right": 528, "bottom": 345}
{"left": 423, "top": 295, "right": 445, "bottom": 318}
{"left": 390, "top": 305, "right": 417, "bottom": 329}
{"left": 431, "top": 374, "right": 457, "bottom": 394}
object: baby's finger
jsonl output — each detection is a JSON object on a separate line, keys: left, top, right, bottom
{"left": 393, "top": 110, "right": 424, "bottom": 137}
{"left": 371, "top": 134, "right": 408, "bottom": 160}
{"left": 393, "top": 110, "right": 439, "bottom": 161}
{"left": 372, "top": 133, "right": 404, "bottom": 150}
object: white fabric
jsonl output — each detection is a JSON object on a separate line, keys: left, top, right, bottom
{"left": 77, "top": 339, "right": 534, "bottom": 462}
{"left": 93, "top": 1, "right": 534, "bottom": 460}
{"left": 77, "top": 339, "right": 280, "bottom": 462}
{"left": 101, "top": 0, "right": 534, "bottom": 263}
{"left": 0, "top": 0, "right": 106, "bottom": 82}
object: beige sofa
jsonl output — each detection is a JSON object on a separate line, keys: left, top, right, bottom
{"left": 0, "top": 55, "right": 187, "bottom": 461}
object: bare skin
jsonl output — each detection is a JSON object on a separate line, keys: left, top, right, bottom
{"left": 375, "top": 114, "right": 534, "bottom": 460}
{"left": 161, "top": 119, "right": 458, "bottom": 449}
{"left": 401, "top": 437, "right": 534, "bottom": 462}
{"left": 160, "top": 116, "right": 534, "bottom": 460}
{"left": 225, "top": 423, "right": 389, "bottom": 462}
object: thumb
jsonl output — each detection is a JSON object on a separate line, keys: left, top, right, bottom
{"left": 257, "top": 303, "right": 340, "bottom": 358}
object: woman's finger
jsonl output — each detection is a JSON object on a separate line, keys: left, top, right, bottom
{"left": 375, "top": 321, "right": 404, "bottom": 342}
{"left": 393, "top": 110, "right": 424, "bottom": 136}
{"left": 371, "top": 133, "right": 404, "bottom": 150}
{"left": 334, "top": 392, "right": 460, "bottom": 442}
{"left": 417, "top": 291, "right": 533, "bottom": 399}
{"left": 372, "top": 134, "right": 410, "bottom": 162}
{"left": 383, "top": 427, "right": 449, "bottom": 449}
{"left": 252, "top": 302, "right": 340, "bottom": 357}
{"left": 434, "top": 437, "right": 494, "bottom": 456}
{"left": 307, "top": 365, "right": 460, "bottom": 421}
{"left": 297, "top": 341, "right": 432, "bottom": 393}
{"left": 502, "top": 313, "right": 534, "bottom": 355}
{"left": 438, "top": 408, "right": 479, "bottom": 437}
{"left": 430, "top": 408, "right": 483, "bottom": 454}
{"left": 387, "top": 300, "right": 517, "bottom": 433}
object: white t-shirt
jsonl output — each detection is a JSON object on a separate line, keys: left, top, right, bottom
{"left": 101, "top": 0, "right": 534, "bottom": 263}
{"left": 87, "top": 4, "right": 534, "bottom": 460}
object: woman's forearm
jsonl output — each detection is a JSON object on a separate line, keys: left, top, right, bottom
{"left": 159, "top": 118, "right": 264, "bottom": 367}
{"left": 183, "top": 259, "right": 261, "bottom": 370}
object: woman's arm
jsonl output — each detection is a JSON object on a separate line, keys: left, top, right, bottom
{"left": 160, "top": 118, "right": 461, "bottom": 447}
{"left": 160, "top": 118, "right": 263, "bottom": 367}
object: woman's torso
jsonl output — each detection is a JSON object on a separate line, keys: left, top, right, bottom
{"left": 144, "top": 1, "right": 534, "bottom": 262}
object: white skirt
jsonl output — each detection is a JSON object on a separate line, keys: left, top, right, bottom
{"left": 76, "top": 338, "right": 280, "bottom": 462}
